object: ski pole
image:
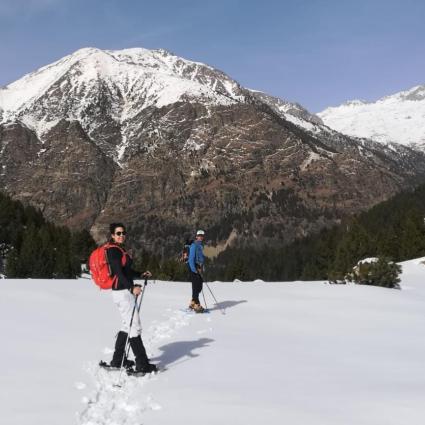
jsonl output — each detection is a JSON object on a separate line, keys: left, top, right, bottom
{"left": 201, "top": 289, "right": 208, "bottom": 310}
{"left": 115, "top": 292, "right": 139, "bottom": 387}
{"left": 137, "top": 277, "right": 148, "bottom": 314}
{"left": 205, "top": 281, "right": 225, "bottom": 315}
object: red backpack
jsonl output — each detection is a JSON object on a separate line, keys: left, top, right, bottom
{"left": 89, "top": 243, "right": 127, "bottom": 289}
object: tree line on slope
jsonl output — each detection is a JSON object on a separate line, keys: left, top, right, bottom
{"left": 0, "top": 192, "right": 96, "bottom": 278}
{"left": 2, "top": 182, "right": 425, "bottom": 282}
{"left": 207, "top": 183, "right": 425, "bottom": 282}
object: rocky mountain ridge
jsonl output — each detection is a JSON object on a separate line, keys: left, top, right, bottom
{"left": 1, "top": 48, "right": 425, "bottom": 255}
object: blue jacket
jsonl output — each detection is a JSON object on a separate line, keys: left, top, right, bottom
{"left": 188, "top": 240, "right": 205, "bottom": 273}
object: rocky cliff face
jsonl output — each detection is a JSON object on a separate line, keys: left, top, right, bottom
{"left": 1, "top": 48, "right": 425, "bottom": 255}
{"left": 0, "top": 120, "right": 115, "bottom": 228}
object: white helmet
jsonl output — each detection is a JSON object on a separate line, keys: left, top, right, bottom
{"left": 196, "top": 229, "right": 205, "bottom": 236}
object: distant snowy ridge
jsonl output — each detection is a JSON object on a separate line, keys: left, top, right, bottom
{"left": 248, "top": 89, "right": 323, "bottom": 126}
{"left": 318, "top": 84, "right": 425, "bottom": 149}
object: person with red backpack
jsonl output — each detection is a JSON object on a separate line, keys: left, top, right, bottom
{"left": 102, "top": 223, "right": 157, "bottom": 374}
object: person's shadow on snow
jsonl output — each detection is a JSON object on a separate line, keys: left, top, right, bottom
{"left": 207, "top": 300, "right": 247, "bottom": 313}
{"left": 152, "top": 338, "right": 214, "bottom": 368}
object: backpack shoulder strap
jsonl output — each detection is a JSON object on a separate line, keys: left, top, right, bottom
{"left": 104, "top": 243, "right": 127, "bottom": 266}
{"left": 104, "top": 242, "right": 125, "bottom": 251}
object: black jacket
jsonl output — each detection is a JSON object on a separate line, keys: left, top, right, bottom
{"left": 106, "top": 244, "right": 142, "bottom": 291}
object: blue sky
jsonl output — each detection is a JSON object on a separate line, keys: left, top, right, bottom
{"left": 1, "top": 0, "right": 424, "bottom": 111}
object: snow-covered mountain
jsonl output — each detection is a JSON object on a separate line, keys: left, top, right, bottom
{"left": 2, "top": 47, "right": 425, "bottom": 252}
{"left": 318, "top": 85, "right": 425, "bottom": 150}
{"left": 2, "top": 259, "right": 425, "bottom": 425}
{"left": 0, "top": 47, "right": 247, "bottom": 160}
{"left": 0, "top": 47, "right": 245, "bottom": 113}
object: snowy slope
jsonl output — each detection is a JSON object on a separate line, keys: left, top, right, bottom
{"left": 2, "top": 46, "right": 423, "bottom": 163}
{"left": 0, "top": 47, "right": 331, "bottom": 154}
{"left": 318, "top": 85, "right": 425, "bottom": 149}
{"left": 0, "top": 47, "right": 245, "bottom": 111}
{"left": 1, "top": 259, "right": 425, "bottom": 425}
{"left": 0, "top": 47, "right": 245, "bottom": 139}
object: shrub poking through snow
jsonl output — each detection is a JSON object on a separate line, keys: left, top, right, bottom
{"left": 347, "top": 257, "right": 402, "bottom": 289}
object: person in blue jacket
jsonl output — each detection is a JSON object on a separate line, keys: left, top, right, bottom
{"left": 188, "top": 229, "right": 206, "bottom": 312}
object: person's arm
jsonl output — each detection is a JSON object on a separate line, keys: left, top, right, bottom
{"left": 107, "top": 247, "right": 132, "bottom": 290}
{"left": 188, "top": 243, "right": 197, "bottom": 273}
{"left": 196, "top": 244, "right": 205, "bottom": 267}
{"left": 194, "top": 244, "right": 205, "bottom": 274}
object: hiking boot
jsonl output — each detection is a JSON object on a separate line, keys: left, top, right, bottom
{"left": 127, "top": 362, "right": 158, "bottom": 376}
{"left": 135, "top": 362, "right": 158, "bottom": 374}
{"left": 193, "top": 303, "right": 205, "bottom": 313}
{"left": 189, "top": 300, "right": 197, "bottom": 310}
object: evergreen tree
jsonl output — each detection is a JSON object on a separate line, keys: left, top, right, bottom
{"left": 16, "top": 225, "right": 42, "bottom": 277}
{"left": 0, "top": 191, "right": 96, "bottom": 278}
{"left": 348, "top": 257, "right": 402, "bottom": 289}
{"left": 398, "top": 210, "right": 425, "bottom": 260}
{"left": 71, "top": 229, "right": 97, "bottom": 265}
{"left": 331, "top": 220, "right": 372, "bottom": 278}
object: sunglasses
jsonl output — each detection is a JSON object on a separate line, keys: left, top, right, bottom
{"left": 114, "top": 231, "right": 127, "bottom": 236}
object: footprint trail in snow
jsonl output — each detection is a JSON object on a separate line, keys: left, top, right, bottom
{"left": 78, "top": 307, "right": 202, "bottom": 425}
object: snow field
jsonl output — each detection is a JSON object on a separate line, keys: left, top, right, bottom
{"left": 1, "top": 259, "right": 425, "bottom": 424}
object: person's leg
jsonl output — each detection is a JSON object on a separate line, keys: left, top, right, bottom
{"left": 112, "top": 290, "right": 155, "bottom": 372}
{"left": 191, "top": 272, "right": 203, "bottom": 304}
{"left": 193, "top": 272, "right": 203, "bottom": 304}
{"left": 112, "top": 290, "right": 142, "bottom": 337}
{"left": 111, "top": 290, "right": 143, "bottom": 367}
{"left": 190, "top": 273, "right": 204, "bottom": 312}
{"left": 129, "top": 335, "right": 151, "bottom": 371}
{"left": 110, "top": 330, "right": 128, "bottom": 367}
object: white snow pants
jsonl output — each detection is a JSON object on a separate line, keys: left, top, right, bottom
{"left": 112, "top": 289, "right": 142, "bottom": 338}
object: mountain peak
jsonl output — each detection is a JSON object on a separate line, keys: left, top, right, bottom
{"left": 395, "top": 85, "right": 425, "bottom": 102}
{"left": 0, "top": 46, "right": 248, "bottom": 135}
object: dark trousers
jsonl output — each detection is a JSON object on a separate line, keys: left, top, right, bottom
{"left": 111, "top": 331, "right": 128, "bottom": 367}
{"left": 190, "top": 271, "right": 203, "bottom": 304}
{"left": 129, "top": 336, "right": 149, "bottom": 370}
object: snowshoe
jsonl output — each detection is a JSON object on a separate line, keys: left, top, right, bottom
{"left": 99, "top": 359, "right": 135, "bottom": 370}
{"left": 126, "top": 363, "right": 158, "bottom": 377}
{"left": 99, "top": 360, "right": 120, "bottom": 371}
